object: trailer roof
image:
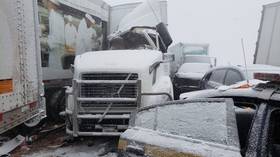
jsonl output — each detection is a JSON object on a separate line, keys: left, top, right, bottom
{"left": 263, "top": 1, "right": 280, "bottom": 8}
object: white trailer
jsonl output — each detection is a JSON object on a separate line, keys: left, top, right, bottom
{"left": 168, "top": 43, "right": 211, "bottom": 77}
{"left": 0, "top": 0, "right": 46, "bottom": 134}
{"left": 254, "top": 2, "right": 280, "bottom": 66}
{"left": 37, "top": 0, "right": 110, "bottom": 120}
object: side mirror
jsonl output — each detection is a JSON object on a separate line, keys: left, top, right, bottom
{"left": 61, "top": 54, "right": 75, "bottom": 69}
{"left": 70, "top": 64, "right": 74, "bottom": 73}
{"left": 213, "top": 57, "right": 217, "bottom": 66}
{"left": 163, "top": 54, "right": 175, "bottom": 63}
{"left": 156, "top": 22, "right": 173, "bottom": 49}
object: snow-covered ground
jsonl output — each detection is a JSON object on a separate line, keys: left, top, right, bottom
{"left": 12, "top": 130, "right": 119, "bottom": 157}
{"left": 24, "top": 139, "right": 118, "bottom": 157}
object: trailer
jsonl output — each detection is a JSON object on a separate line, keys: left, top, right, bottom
{"left": 0, "top": 0, "right": 46, "bottom": 134}
{"left": 37, "top": 0, "right": 110, "bottom": 120}
{"left": 168, "top": 43, "right": 211, "bottom": 77}
{"left": 254, "top": 2, "right": 280, "bottom": 66}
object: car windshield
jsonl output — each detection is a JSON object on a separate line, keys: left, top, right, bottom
{"left": 134, "top": 100, "right": 240, "bottom": 147}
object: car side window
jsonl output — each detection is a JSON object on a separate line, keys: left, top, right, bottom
{"left": 267, "top": 110, "right": 280, "bottom": 157}
{"left": 208, "top": 69, "right": 227, "bottom": 84}
{"left": 204, "top": 72, "right": 212, "bottom": 81}
{"left": 224, "top": 70, "right": 243, "bottom": 86}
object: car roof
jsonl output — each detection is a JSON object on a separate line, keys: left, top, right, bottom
{"left": 138, "top": 98, "right": 232, "bottom": 112}
{"left": 209, "top": 64, "right": 280, "bottom": 72}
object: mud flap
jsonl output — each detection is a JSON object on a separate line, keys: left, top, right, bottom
{"left": 0, "top": 135, "right": 25, "bottom": 156}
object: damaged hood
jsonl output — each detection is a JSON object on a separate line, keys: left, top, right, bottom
{"left": 74, "top": 50, "right": 162, "bottom": 75}
{"left": 117, "top": 0, "right": 167, "bottom": 32}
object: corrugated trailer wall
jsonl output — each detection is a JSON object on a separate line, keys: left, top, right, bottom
{"left": 255, "top": 2, "right": 280, "bottom": 66}
{"left": 0, "top": 0, "right": 45, "bottom": 134}
{"left": 39, "top": 0, "right": 110, "bottom": 81}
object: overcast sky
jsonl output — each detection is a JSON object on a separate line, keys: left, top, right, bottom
{"left": 104, "top": 0, "right": 279, "bottom": 65}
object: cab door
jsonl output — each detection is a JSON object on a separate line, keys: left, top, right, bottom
{"left": 245, "top": 102, "right": 280, "bottom": 157}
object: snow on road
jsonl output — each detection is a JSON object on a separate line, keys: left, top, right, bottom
{"left": 12, "top": 129, "right": 119, "bottom": 157}
{"left": 24, "top": 139, "right": 118, "bottom": 157}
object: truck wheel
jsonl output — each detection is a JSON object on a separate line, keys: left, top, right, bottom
{"left": 24, "top": 114, "right": 42, "bottom": 128}
{"left": 21, "top": 118, "right": 46, "bottom": 136}
{"left": 48, "top": 89, "right": 66, "bottom": 122}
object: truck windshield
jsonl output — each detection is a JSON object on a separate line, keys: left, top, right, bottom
{"left": 134, "top": 100, "right": 240, "bottom": 148}
{"left": 109, "top": 31, "right": 155, "bottom": 50}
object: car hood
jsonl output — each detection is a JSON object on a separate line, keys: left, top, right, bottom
{"left": 180, "top": 80, "right": 267, "bottom": 100}
{"left": 175, "top": 72, "right": 205, "bottom": 80}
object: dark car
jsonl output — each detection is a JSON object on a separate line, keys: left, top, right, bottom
{"left": 180, "top": 79, "right": 280, "bottom": 157}
{"left": 173, "top": 62, "right": 212, "bottom": 99}
{"left": 199, "top": 64, "right": 280, "bottom": 89}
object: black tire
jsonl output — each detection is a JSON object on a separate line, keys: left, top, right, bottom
{"left": 173, "top": 85, "right": 180, "bottom": 100}
{"left": 47, "top": 88, "right": 66, "bottom": 122}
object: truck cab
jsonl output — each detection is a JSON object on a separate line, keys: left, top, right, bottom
{"left": 64, "top": 22, "right": 174, "bottom": 136}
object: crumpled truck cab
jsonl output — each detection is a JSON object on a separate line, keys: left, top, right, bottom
{"left": 64, "top": 23, "right": 174, "bottom": 136}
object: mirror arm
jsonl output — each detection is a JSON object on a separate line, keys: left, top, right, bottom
{"left": 149, "top": 61, "right": 162, "bottom": 74}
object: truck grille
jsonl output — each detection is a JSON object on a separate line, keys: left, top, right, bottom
{"left": 81, "top": 84, "right": 137, "bottom": 98}
{"left": 79, "top": 73, "right": 140, "bottom": 114}
{"left": 82, "top": 73, "right": 138, "bottom": 80}
{"left": 80, "top": 73, "right": 139, "bottom": 98}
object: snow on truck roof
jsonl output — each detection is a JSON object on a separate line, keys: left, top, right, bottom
{"left": 74, "top": 50, "right": 162, "bottom": 72}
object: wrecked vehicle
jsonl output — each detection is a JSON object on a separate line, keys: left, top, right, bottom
{"left": 120, "top": 76, "right": 280, "bottom": 156}
{"left": 179, "top": 74, "right": 280, "bottom": 157}
{"left": 172, "top": 55, "right": 216, "bottom": 99}
{"left": 64, "top": 0, "right": 174, "bottom": 136}
{"left": 118, "top": 98, "right": 241, "bottom": 157}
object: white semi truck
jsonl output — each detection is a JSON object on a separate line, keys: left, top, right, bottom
{"left": 64, "top": 0, "right": 174, "bottom": 136}
{"left": 39, "top": 0, "right": 167, "bottom": 121}
{"left": 254, "top": 2, "right": 280, "bottom": 66}
{"left": 0, "top": 0, "right": 46, "bottom": 134}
